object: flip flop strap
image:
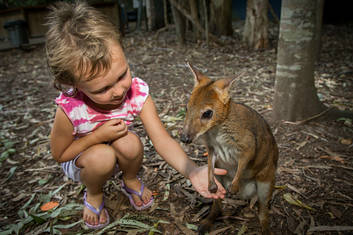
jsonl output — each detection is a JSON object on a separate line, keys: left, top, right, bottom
{"left": 84, "top": 192, "right": 104, "bottom": 216}
{"left": 123, "top": 181, "right": 145, "bottom": 199}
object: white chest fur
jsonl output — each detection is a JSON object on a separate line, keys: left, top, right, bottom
{"left": 202, "top": 128, "right": 239, "bottom": 169}
{"left": 201, "top": 128, "right": 257, "bottom": 199}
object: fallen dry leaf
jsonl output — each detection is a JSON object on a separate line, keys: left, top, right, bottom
{"left": 283, "top": 193, "right": 315, "bottom": 211}
{"left": 340, "top": 138, "right": 352, "bottom": 145}
{"left": 320, "top": 155, "right": 345, "bottom": 163}
{"left": 40, "top": 201, "right": 59, "bottom": 211}
{"left": 152, "top": 191, "right": 159, "bottom": 196}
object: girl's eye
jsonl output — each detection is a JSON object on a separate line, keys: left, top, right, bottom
{"left": 201, "top": 110, "right": 213, "bottom": 119}
{"left": 98, "top": 88, "right": 107, "bottom": 94}
{"left": 118, "top": 70, "right": 127, "bottom": 81}
{"left": 97, "top": 87, "right": 110, "bottom": 94}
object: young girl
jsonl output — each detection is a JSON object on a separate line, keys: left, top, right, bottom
{"left": 46, "top": 1, "right": 226, "bottom": 229}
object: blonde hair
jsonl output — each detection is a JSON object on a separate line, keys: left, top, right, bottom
{"left": 45, "top": 1, "right": 121, "bottom": 94}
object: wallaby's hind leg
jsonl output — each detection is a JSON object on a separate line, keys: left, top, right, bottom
{"left": 230, "top": 153, "right": 252, "bottom": 194}
{"left": 230, "top": 148, "right": 255, "bottom": 194}
{"left": 256, "top": 180, "right": 273, "bottom": 235}
{"left": 198, "top": 199, "right": 222, "bottom": 235}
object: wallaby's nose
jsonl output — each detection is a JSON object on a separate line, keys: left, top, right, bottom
{"left": 180, "top": 134, "right": 192, "bottom": 144}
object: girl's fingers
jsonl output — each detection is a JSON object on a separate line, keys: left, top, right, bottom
{"left": 110, "top": 119, "right": 122, "bottom": 125}
{"left": 214, "top": 168, "right": 227, "bottom": 175}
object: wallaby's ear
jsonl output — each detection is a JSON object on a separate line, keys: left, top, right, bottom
{"left": 213, "top": 78, "right": 236, "bottom": 104}
{"left": 186, "top": 61, "right": 210, "bottom": 88}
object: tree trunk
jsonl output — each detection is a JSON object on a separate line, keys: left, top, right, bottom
{"left": 146, "top": 0, "right": 165, "bottom": 31}
{"left": 169, "top": 0, "right": 223, "bottom": 45}
{"left": 209, "top": 0, "right": 233, "bottom": 36}
{"left": 146, "top": 0, "right": 155, "bottom": 31}
{"left": 243, "top": 0, "right": 269, "bottom": 49}
{"left": 314, "top": 0, "right": 325, "bottom": 61}
{"left": 273, "top": 0, "right": 325, "bottom": 122}
{"left": 170, "top": 0, "right": 187, "bottom": 44}
{"left": 189, "top": 0, "right": 201, "bottom": 38}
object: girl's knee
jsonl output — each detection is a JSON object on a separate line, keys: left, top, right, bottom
{"left": 112, "top": 132, "right": 143, "bottom": 160}
{"left": 77, "top": 144, "right": 116, "bottom": 175}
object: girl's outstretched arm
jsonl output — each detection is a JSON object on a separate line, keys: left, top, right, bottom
{"left": 139, "top": 96, "right": 226, "bottom": 199}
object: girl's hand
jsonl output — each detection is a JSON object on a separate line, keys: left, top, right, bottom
{"left": 189, "top": 165, "right": 227, "bottom": 199}
{"left": 93, "top": 119, "right": 128, "bottom": 143}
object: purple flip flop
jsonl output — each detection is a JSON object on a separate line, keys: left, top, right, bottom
{"left": 121, "top": 178, "right": 154, "bottom": 210}
{"left": 83, "top": 192, "right": 110, "bottom": 229}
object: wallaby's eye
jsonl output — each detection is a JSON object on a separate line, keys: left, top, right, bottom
{"left": 201, "top": 110, "right": 213, "bottom": 119}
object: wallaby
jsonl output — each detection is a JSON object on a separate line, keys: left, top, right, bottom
{"left": 181, "top": 62, "right": 278, "bottom": 234}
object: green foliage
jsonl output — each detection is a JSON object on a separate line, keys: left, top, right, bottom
{"left": 176, "top": 107, "right": 186, "bottom": 119}
{"left": 337, "top": 117, "right": 352, "bottom": 127}
{"left": 0, "top": 181, "right": 170, "bottom": 234}
{"left": 0, "top": 185, "right": 82, "bottom": 235}
{"left": 94, "top": 213, "right": 169, "bottom": 234}
{"left": 0, "top": 137, "right": 16, "bottom": 167}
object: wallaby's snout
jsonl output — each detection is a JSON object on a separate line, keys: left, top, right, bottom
{"left": 180, "top": 133, "right": 192, "bottom": 144}
{"left": 181, "top": 119, "right": 196, "bottom": 144}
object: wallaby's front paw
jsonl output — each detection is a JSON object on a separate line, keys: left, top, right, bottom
{"left": 208, "top": 182, "right": 218, "bottom": 193}
{"left": 229, "top": 183, "right": 239, "bottom": 194}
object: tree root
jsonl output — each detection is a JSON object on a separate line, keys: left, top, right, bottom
{"left": 284, "top": 107, "right": 353, "bottom": 125}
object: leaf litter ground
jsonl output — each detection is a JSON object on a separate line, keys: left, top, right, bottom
{"left": 0, "top": 23, "right": 352, "bottom": 234}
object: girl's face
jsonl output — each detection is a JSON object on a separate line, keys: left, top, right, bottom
{"left": 76, "top": 42, "right": 132, "bottom": 110}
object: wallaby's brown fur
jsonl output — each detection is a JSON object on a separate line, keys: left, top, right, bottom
{"left": 181, "top": 63, "right": 278, "bottom": 234}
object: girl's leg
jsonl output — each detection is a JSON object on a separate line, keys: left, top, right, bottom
{"left": 76, "top": 144, "right": 116, "bottom": 226}
{"left": 111, "top": 131, "right": 152, "bottom": 206}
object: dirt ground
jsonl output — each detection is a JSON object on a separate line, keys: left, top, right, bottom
{"left": 0, "top": 22, "right": 352, "bottom": 234}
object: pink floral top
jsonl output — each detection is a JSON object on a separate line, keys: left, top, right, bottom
{"left": 56, "top": 77, "right": 149, "bottom": 137}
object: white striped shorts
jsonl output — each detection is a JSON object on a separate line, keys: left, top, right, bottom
{"left": 61, "top": 154, "right": 119, "bottom": 182}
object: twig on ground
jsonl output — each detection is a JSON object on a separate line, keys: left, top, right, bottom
{"left": 308, "top": 226, "right": 353, "bottom": 232}
{"left": 284, "top": 107, "right": 334, "bottom": 125}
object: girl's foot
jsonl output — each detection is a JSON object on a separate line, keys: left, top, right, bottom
{"left": 122, "top": 177, "right": 153, "bottom": 208}
{"left": 83, "top": 192, "right": 109, "bottom": 228}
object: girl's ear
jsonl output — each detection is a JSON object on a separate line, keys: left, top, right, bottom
{"left": 186, "top": 61, "right": 210, "bottom": 88}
